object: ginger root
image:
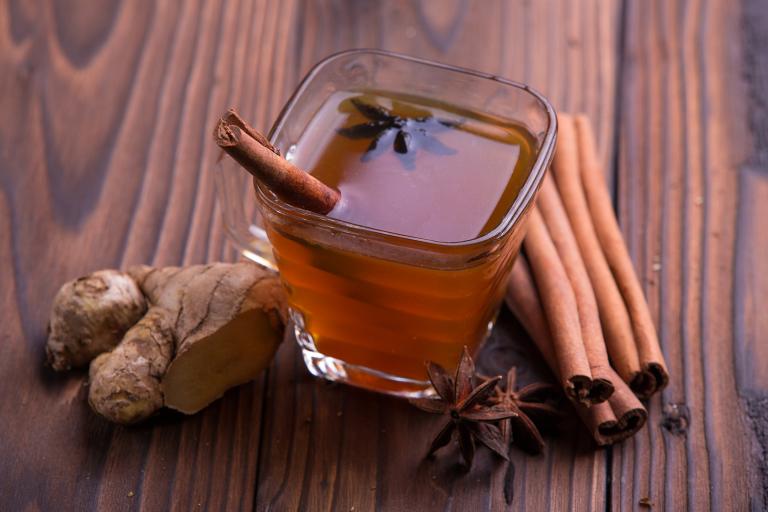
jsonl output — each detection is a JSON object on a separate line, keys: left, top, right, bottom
{"left": 88, "top": 308, "right": 174, "bottom": 424}
{"left": 46, "top": 270, "right": 147, "bottom": 371}
{"left": 128, "top": 263, "right": 287, "bottom": 415}
{"left": 47, "top": 262, "right": 286, "bottom": 424}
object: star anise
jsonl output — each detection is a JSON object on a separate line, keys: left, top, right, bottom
{"left": 489, "top": 367, "right": 563, "bottom": 455}
{"left": 409, "top": 348, "right": 517, "bottom": 469}
{"left": 337, "top": 97, "right": 458, "bottom": 170}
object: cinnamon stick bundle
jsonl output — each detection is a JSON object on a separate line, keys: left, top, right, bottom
{"left": 536, "top": 176, "right": 614, "bottom": 402}
{"left": 506, "top": 257, "right": 647, "bottom": 445}
{"left": 523, "top": 209, "right": 594, "bottom": 405}
{"left": 550, "top": 115, "right": 643, "bottom": 389}
{"left": 214, "top": 109, "right": 340, "bottom": 215}
{"left": 574, "top": 115, "right": 669, "bottom": 396}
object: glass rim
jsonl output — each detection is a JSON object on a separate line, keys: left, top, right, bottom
{"left": 257, "top": 48, "right": 557, "bottom": 251}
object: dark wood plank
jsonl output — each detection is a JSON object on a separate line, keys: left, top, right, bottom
{"left": 255, "top": 1, "right": 622, "bottom": 510}
{"left": 613, "top": 0, "right": 768, "bottom": 510}
{"left": 0, "top": 0, "right": 300, "bottom": 510}
{"left": 4, "top": 0, "right": 765, "bottom": 511}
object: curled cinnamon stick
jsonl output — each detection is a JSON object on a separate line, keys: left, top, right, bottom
{"left": 537, "top": 176, "right": 614, "bottom": 402}
{"left": 506, "top": 257, "right": 647, "bottom": 445}
{"left": 575, "top": 371, "right": 647, "bottom": 446}
{"left": 574, "top": 115, "right": 669, "bottom": 397}
{"left": 214, "top": 109, "right": 340, "bottom": 215}
{"left": 551, "top": 114, "right": 642, "bottom": 388}
{"left": 221, "top": 109, "right": 282, "bottom": 156}
{"left": 522, "top": 209, "right": 594, "bottom": 405}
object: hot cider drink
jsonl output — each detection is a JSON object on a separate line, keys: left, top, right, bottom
{"left": 264, "top": 90, "right": 538, "bottom": 391}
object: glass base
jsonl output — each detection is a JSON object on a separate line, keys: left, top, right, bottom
{"left": 290, "top": 308, "right": 432, "bottom": 397}
{"left": 301, "top": 348, "right": 432, "bottom": 398}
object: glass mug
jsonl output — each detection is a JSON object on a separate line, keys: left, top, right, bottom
{"left": 215, "top": 50, "right": 557, "bottom": 396}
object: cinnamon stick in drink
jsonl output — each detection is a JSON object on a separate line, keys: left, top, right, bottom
{"left": 574, "top": 115, "right": 669, "bottom": 397}
{"left": 214, "top": 109, "right": 340, "bottom": 215}
{"left": 537, "top": 176, "right": 614, "bottom": 402}
{"left": 221, "top": 109, "right": 282, "bottom": 155}
{"left": 550, "top": 114, "right": 642, "bottom": 388}
{"left": 506, "top": 257, "right": 646, "bottom": 445}
{"left": 522, "top": 209, "right": 594, "bottom": 405}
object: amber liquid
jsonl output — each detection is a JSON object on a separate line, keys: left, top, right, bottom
{"left": 267, "top": 91, "right": 537, "bottom": 385}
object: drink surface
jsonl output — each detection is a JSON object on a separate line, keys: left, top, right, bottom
{"left": 267, "top": 91, "right": 538, "bottom": 387}
{"left": 290, "top": 91, "right": 537, "bottom": 243}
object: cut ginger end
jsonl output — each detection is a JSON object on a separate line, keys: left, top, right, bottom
{"left": 162, "top": 309, "right": 283, "bottom": 414}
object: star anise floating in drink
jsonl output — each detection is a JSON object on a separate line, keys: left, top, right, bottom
{"left": 337, "top": 97, "right": 459, "bottom": 170}
{"left": 410, "top": 349, "right": 563, "bottom": 469}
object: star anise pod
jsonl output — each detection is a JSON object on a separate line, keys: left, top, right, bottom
{"left": 337, "top": 97, "right": 458, "bottom": 170}
{"left": 409, "top": 348, "right": 517, "bottom": 469}
{"left": 490, "top": 367, "right": 563, "bottom": 455}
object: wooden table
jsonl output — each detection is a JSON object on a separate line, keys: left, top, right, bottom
{"left": 2, "top": 1, "right": 766, "bottom": 510}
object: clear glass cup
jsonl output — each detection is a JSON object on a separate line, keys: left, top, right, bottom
{"left": 215, "top": 49, "right": 557, "bottom": 397}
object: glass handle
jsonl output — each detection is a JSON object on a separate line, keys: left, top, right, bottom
{"left": 215, "top": 156, "right": 277, "bottom": 270}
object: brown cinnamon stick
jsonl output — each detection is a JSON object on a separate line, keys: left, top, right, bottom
{"left": 506, "top": 257, "right": 558, "bottom": 370}
{"left": 537, "top": 176, "right": 614, "bottom": 402}
{"left": 575, "top": 369, "right": 646, "bottom": 446}
{"left": 506, "top": 257, "right": 647, "bottom": 445}
{"left": 574, "top": 115, "right": 669, "bottom": 397}
{"left": 551, "top": 114, "right": 642, "bottom": 388}
{"left": 221, "top": 109, "right": 282, "bottom": 156}
{"left": 522, "top": 208, "right": 594, "bottom": 405}
{"left": 214, "top": 109, "right": 340, "bottom": 215}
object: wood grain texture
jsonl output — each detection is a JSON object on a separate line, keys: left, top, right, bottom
{"left": 1, "top": 0, "right": 766, "bottom": 511}
{"left": 0, "top": 0, "right": 297, "bottom": 510}
{"left": 613, "top": 0, "right": 767, "bottom": 510}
